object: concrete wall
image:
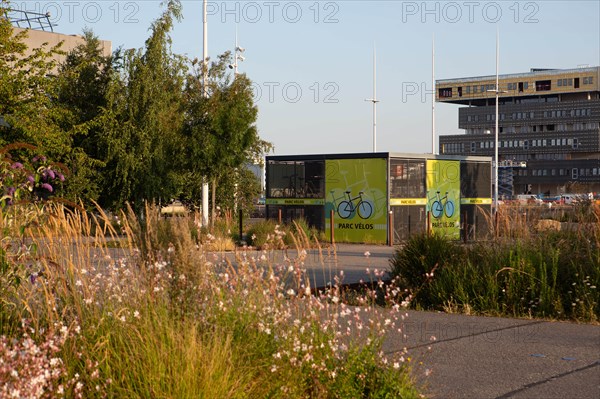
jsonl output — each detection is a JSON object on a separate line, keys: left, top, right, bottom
{"left": 14, "top": 27, "right": 112, "bottom": 73}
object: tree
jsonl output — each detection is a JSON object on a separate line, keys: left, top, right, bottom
{"left": 181, "top": 53, "right": 271, "bottom": 221}
{"left": 0, "top": 2, "right": 71, "bottom": 197}
{"left": 55, "top": 30, "right": 115, "bottom": 202}
{"left": 97, "top": 0, "right": 186, "bottom": 210}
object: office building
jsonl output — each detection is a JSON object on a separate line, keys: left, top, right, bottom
{"left": 436, "top": 66, "right": 600, "bottom": 197}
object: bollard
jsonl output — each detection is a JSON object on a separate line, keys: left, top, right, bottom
{"left": 462, "top": 212, "right": 467, "bottom": 244}
{"left": 388, "top": 211, "right": 393, "bottom": 246}
{"left": 427, "top": 211, "right": 431, "bottom": 236}
{"left": 329, "top": 209, "right": 335, "bottom": 244}
{"left": 238, "top": 208, "right": 243, "bottom": 245}
{"left": 278, "top": 208, "right": 282, "bottom": 225}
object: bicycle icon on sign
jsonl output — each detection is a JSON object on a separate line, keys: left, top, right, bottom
{"left": 337, "top": 191, "right": 373, "bottom": 219}
{"left": 430, "top": 191, "right": 455, "bottom": 219}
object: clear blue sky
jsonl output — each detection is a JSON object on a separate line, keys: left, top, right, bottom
{"left": 20, "top": 1, "right": 600, "bottom": 155}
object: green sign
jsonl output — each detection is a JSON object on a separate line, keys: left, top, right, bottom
{"left": 266, "top": 198, "right": 325, "bottom": 205}
{"left": 325, "top": 158, "right": 387, "bottom": 243}
{"left": 426, "top": 160, "right": 460, "bottom": 239}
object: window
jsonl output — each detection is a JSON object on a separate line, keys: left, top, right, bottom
{"left": 466, "top": 86, "right": 471, "bottom": 94}
{"left": 572, "top": 168, "right": 578, "bottom": 179}
{"left": 524, "top": 82, "right": 529, "bottom": 90}
{"left": 439, "top": 88, "right": 452, "bottom": 98}
{"left": 557, "top": 79, "right": 563, "bottom": 87}
{"left": 471, "top": 142, "right": 476, "bottom": 152}
{"left": 573, "top": 138, "right": 578, "bottom": 149}
{"left": 536, "top": 80, "right": 551, "bottom": 91}
{"left": 583, "top": 77, "right": 589, "bottom": 84}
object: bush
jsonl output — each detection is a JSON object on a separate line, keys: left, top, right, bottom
{"left": 389, "top": 234, "right": 466, "bottom": 308}
{"left": 388, "top": 232, "right": 600, "bottom": 321}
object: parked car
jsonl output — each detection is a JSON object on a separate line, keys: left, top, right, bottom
{"left": 161, "top": 200, "right": 187, "bottom": 216}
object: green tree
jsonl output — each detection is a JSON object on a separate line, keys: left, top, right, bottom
{"left": 97, "top": 0, "right": 186, "bottom": 210}
{"left": 55, "top": 30, "right": 115, "bottom": 202}
{"left": 0, "top": 3, "right": 73, "bottom": 198}
{"left": 182, "top": 53, "right": 271, "bottom": 221}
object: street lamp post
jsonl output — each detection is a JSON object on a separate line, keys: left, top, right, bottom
{"left": 487, "top": 32, "right": 506, "bottom": 214}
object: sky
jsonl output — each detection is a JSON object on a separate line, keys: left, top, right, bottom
{"left": 13, "top": 0, "right": 600, "bottom": 156}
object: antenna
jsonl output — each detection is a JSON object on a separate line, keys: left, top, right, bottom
{"left": 432, "top": 33, "right": 436, "bottom": 155}
{"left": 365, "top": 44, "right": 380, "bottom": 152}
{"left": 229, "top": 25, "right": 245, "bottom": 75}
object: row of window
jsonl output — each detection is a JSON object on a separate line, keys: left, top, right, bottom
{"left": 466, "top": 108, "right": 593, "bottom": 122}
{"left": 469, "top": 137, "right": 580, "bottom": 151}
{"left": 543, "top": 109, "right": 593, "bottom": 118}
{"left": 557, "top": 76, "right": 595, "bottom": 87}
{"left": 524, "top": 168, "right": 599, "bottom": 178}
{"left": 439, "top": 75, "right": 596, "bottom": 98}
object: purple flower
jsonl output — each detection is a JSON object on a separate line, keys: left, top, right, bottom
{"left": 11, "top": 162, "right": 23, "bottom": 169}
{"left": 7, "top": 187, "right": 16, "bottom": 196}
{"left": 41, "top": 183, "right": 53, "bottom": 192}
{"left": 58, "top": 173, "right": 65, "bottom": 182}
{"left": 27, "top": 175, "right": 35, "bottom": 184}
{"left": 47, "top": 169, "right": 56, "bottom": 179}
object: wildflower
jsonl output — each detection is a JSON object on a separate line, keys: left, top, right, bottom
{"left": 393, "top": 362, "right": 400, "bottom": 369}
{"left": 11, "top": 162, "right": 23, "bottom": 169}
{"left": 41, "top": 183, "right": 53, "bottom": 192}
{"left": 134, "top": 310, "right": 140, "bottom": 319}
{"left": 120, "top": 315, "right": 126, "bottom": 322}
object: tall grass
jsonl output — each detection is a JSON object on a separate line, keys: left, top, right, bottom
{"left": 1, "top": 202, "right": 420, "bottom": 398}
{"left": 389, "top": 203, "right": 600, "bottom": 321}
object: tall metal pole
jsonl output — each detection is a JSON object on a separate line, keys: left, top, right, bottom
{"left": 494, "top": 30, "right": 499, "bottom": 213}
{"left": 373, "top": 47, "right": 377, "bottom": 152}
{"left": 202, "top": 0, "right": 209, "bottom": 226}
{"left": 432, "top": 33, "right": 436, "bottom": 154}
{"left": 365, "top": 45, "right": 379, "bottom": 152}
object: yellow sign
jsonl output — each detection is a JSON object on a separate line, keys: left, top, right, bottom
{"left": 426, "top": 160, "right": 460, "bottom": 239}
{"left": 266, "top": 198, "right": 325, "bottom": 206}
{"left": 461, "top": 198, "right": 492, "bottom": 205}
{"left": 325, "top": 158, "right": 387, "bottom": 243}
{"left": 390, "top": 198, "right": 427, "bottom": 206}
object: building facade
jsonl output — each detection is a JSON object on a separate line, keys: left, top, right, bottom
{"left": 4, "top": 9, "right": 112, "bottom": 74}
{"left": 266, "top": 153, "right": 492, "bottom": 244}
{"left": 436, "top": 67, "right": 600, "bottom": 197}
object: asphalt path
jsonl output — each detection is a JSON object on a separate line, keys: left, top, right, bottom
{"left": 227, "top": 243, "right": 600, "bottom": 399}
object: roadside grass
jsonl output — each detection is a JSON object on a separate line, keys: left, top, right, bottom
{"left": 389, "top": 203, "right": 600, "bottom": 322}
{"left": 1, "top": 202, "right": 421, "bottom": 398}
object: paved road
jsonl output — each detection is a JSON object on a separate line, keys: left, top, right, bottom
{"left": 228, "top": 243, "right": 397, "bottom": 288}
{"left": 386, "top": 311, "right": 600, "bottom": 399}
{"left": 228, "top": 243, "right": 600, "bottom": 399}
